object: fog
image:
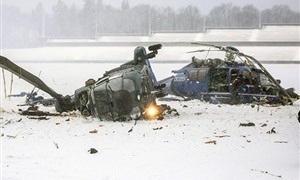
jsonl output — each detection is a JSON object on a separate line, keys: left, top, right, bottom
{"left": 2, "top": 0, "right": 300, "bottom": 14}
{"left": 1, "top": 0, "right": 299, "bottom": 48}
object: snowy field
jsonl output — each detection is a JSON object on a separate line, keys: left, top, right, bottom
{"left": 1, "top": 98, "right": 299, "bottom": 180}
{"left": 1, "top": 47, "right": 300, "bottom": 180}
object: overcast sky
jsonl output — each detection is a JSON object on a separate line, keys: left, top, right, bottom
{"left": 2, "top": 0, "right": 300, "bottom": 14}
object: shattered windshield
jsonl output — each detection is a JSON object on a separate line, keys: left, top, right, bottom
{"left": 108, "top": 77, "right": 135, "bottom": 92}
{"left": 259, "top": 73, "right": 275, "bottom": 87}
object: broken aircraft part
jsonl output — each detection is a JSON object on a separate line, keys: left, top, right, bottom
{"left": 0, "top": 44, "right": 163, "bottom": 121}
{"left": 0, "top": 56, "right": 75, "bottom": 111}
{"left": 157, "top": 43, "right": 298, "bottom": 105}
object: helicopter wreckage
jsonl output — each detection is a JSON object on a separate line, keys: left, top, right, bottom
{"left": 0, "top": 44, "right": 174, "bottom": 121}
{"left": 0, "top": 43, "right": 298, "bottom": 121}
{"left": 157, "top": 43, "right": 299, "bottom": 105}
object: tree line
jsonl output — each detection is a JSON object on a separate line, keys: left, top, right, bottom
{"left": 2, "top": 0, "right": 300, "bottom": 48}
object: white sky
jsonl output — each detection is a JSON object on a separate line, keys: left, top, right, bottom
{"left": 2, "top": 0, "right": 300, "bottom": 14}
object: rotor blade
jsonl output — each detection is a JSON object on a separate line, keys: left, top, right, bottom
{"left": 187, "top": 49, "right": 222, "bottom": 53}
{"left": 191, "top": 42, "right": 223, "bottom": 50}
{"left": 0, "top": 55, "right": 64, "bottom": 101}
{"left": 187, "top": 50, "right": 205, "bottom": 53}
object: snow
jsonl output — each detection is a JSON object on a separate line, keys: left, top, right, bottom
{"left": 200, "top": 29, "right": 253, "bottom": 42}
{"left": 1, "top": 56, "right": 299, "bottom": 179}
{"left": 256, "top": 26, "right": 300, "bottom": 42}
{"left": 43, "top": 25, "right": 300, "bottom": 43}
{"left": 1, "top": 97, "right": 299, "bottom": 180}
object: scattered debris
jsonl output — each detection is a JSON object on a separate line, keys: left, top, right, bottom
{"left": 1, "top": 133, "right": 4, "bottom": 137}
{"left": 153, "top": 127, "right": 163, "bottom": 130}
{"left": 251, "top": 169, "right": 282, "bottom": 178}
{"left": 89, "top": 129, "right": 98, "bottom": 134}
{"left": 167, "top": 109, "right": 180, "bottom": 116}
{"left": 274, "top": 141, "right": 287, "bottom": 144}
{"left": 5, "top": 120, "right": 12, "bottom": 125}
{"left": 6, "top": 135, "right": 17, "bottom": 139}
{"left": 65, "top": 118, "right": 70, "bottom": 122}
{"left": 128, "top": 120, "right": 137, "bottom": 133}
{"left": 215, "top": 135, "right": 230, "bottom": 138}
{"left": 195, "top": 112, "right": 203, "bottom": 116}
{"left": 157, "top": 116, "right": 164, "bottom": 120}
{"left": 144, "top": 104, "right": 179, "bottom": 120}
{"left": 53, "top": 141, "right": 59, "bottom": 149}
{"left": 261, "top": 123, "right": 267, "bottom": 127}
{"left": 183, "top": 105, "right": 188, "bottom": 108}
{"left": 88, "top": 148, "right": 98, "bottom": 154}
{"left": 55, "top": 123, "right": 60, "bottom": 125}
{"left": 239, "top": 122, "right": 255, "bottom": 127}
{"left": 27, "top": 106, "right": 39, "bottom": 111}
{"left": 21, "top": 109, "right": 60, "bottom": 116}
{"left": 16, "top": 118, "right": 22, "bottom": 122}
{"left": 6, "top": 132, "right": 20, "bottom": 139}
{"left": 161, "top": 104, "right": 179, "bottom": 116}
{"left": 205, "top": 140, "right": 217, "bottom": 145}
{"left": 267, "top": 127, "right": 276, "bottom": 134}
{"left": 28, "top": 116, "right": 50, "bottom": 120}
{"left": 99, "top": 124, "right": 104, "bottom": 127}
{"left": 298, "top": 110, "right": 300, "bottom": 123}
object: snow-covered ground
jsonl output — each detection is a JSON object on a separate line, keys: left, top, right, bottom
{"left": 1, "top": 96, "right": 299, "bottom": 180}
{"left": 1, "top": 52, "right": 299, "bottom": 179}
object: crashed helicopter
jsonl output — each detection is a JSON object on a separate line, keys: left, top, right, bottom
{"left": 157, "top": 43, "right": 299, "bottom": 105}
{"left": 0, "top": 44, "right": 164, "bottom": 121}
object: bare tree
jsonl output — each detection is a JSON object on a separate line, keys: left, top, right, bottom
{"left": 52, "top": 0, "right": 70, "bottom": 37}
{"left": 2, "top": 1, "right": 300, "bottom": 48}
{"left": 261, "top": 5, "right": 300, "bottom": 24}
{"left": 176, "top": 6, "right": 203, "bottom": 31}
{"left": 241, "top": 5, "right": 259, "bottom": 27}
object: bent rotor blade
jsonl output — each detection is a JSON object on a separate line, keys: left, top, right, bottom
{"left": 0, "top": 55, "right": 64, "bottom": 101}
